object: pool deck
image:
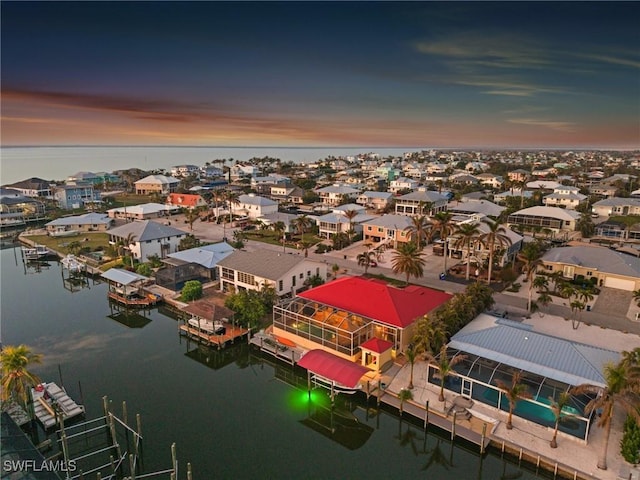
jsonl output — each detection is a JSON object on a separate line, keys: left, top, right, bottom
{"left": 386, "top": 359, "right": 638, "bottom": 480}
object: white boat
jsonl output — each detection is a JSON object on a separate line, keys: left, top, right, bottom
{"left": 311, "top": 375, "right": 362, "bottom": 394}
{"left": 49, "top": 228, "right": 80, "bottom": 238}
{"left": 188, "top": 317, "right": 225, "bottom": 334}
{"left": 61, "top": 254, "right": 86, "bottom": 273}
{"left": 22, "top": 244, "right": 50, "bottom": 260}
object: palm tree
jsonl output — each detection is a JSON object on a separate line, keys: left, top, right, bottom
{"left": 357, "top": 250, "right": 377, "bottom": 275}
{"left": 430, "top": 212, "right": 455, "bottom": 274}
{"left": 495, "top": 371, "right": 532, "bottom": 430}
{"left": 404, "top": 215, "right": 431, "bottom": 250}
{"left": 406, "top": 345, "right": 418, "bottom": 389}
{"left": 633, "top": 289, "right": 640, "bottom": 307}
{"left": 478, "top": 219, "right": 512, "bottom": 285}
{"left": 343, "top": 209, "right": 359, "bottom": 242}
{"left": 517, "top": 243, "right": 543, "bottom": 313}
{"left": 121, "top": 232, "right": 137, "bottom": 268}
{"left": 272, "top": 221, "right": 286, "bottom": 252}
{"left": 425, "top": 346, "right": 467, "bottom": 402}
{"left": 292, "top": 214, "right": 312, "bottom": 243}
{"left": 549, "top": 392, "right": 573, "bottom": 448}
{"left": 1, "top": 345, "right": 43, "bottom": 412}
{"left": 391, "top": 242, "right": 425, "bottom": 285}
{"left": 398, "top": 388, "right": 413, "bottom": 415}
{"left": 185, "top": 207, "right": 201, "bottom": 231}
{"left": 222, "top": 189, "right": 240, "bottom": 240}
{"left": 453, "top": 223, "right": 481, "bottom": 280}
{"left": 569, "top": 300, "right": 586, "bottom": 329}
{"left": 412, "top": 316, "right": 448, "bottom": 356}
{"left": 570, "top": 360, "right": 640, "bottom": 470}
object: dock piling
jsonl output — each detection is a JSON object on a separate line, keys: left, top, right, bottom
{"left": 122, "top": 401, "right": 128, "bottom": 425}
{"left": 480, "top": 422, "right": 487, "bottom": 454}
{"left": 424, "top": 400, "right": 429, "bottom": 431}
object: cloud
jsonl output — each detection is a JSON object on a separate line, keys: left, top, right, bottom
{"left": 507, "top": 118, "right": 576, "bottom": 133}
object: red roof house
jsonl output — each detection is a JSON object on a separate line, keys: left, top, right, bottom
{"left": 166, "top": 193, "right": 207, "bottom": 209}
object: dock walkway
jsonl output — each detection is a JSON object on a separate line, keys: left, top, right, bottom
{"left": 31, "top": 382, "right": 85, "bottom": 429}
{"left": 249, "top": 331, "right": 306, "bottom": 365}
{"left": 179, "top": 322, "right": 249, "bottom": 348}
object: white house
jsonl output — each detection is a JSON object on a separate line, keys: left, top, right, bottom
{"left": 107, "top": 220, "right": 187, "bottom": 260}
{"left": 170, "top": 165, "right": 200, "bottom": 178}
{"left": 217, "top": 249, "right": 327, "bottom": 296}
{"left": 543, "top": 186, "right": 587, "bottom": 210}
{"left": 236, "top": 194, "right": 278, "bottom": 219}
{"left": 395, "top": 190, "right": 448, "bottom": 216}
{"left": 507, "top": 206, "right": 581, "bottom": 233}
{"left": 355, "top": 191, "right": 393, "bottom": 211}
{"left": 389, "top": 177, "right": 419, "bottom": 193}
{"left": 592, "top": 198, "right": 640, "bottom": 217}
{"left": 316, "top": 184, "right": 360, "bottom": 206}
{"left": 134, "top": 175, "right": 180, "bottom": 195}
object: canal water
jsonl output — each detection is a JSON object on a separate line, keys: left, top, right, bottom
{"left": 0, "top": 246, "right": 547, "bottom": 479}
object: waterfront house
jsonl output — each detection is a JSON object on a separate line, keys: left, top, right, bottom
{"left": 236, "top": 194, "right": 278, "bottom": 219}
{"left": 67, "top": 171, "right": 120, "bottom": 186}
{"left": 272, "top": 277, "right": 452, "bottom": 364}
{"left": 53, "top": 182, "right": 101, "bottom": 210}
{"left": 45, "top": 212, "right": 113, "bottom": 236}
{"left": 0, "top": 188, "right": 46, "bottom": 227}
{"left": 3, "top": 177, "right": 52, "bottom": 198}
{"left": 217, "top": 248, "right": 327, "bottom": 297}
{"left": 107, "top": 203, "right": 179, "bottom": 221}
{"left": 507, "top": 206, "right": 580, "bottom": 233}
{"left": 542, "top": 185, "right": 587, "bottom": 210}
{"left": 157, "top": 242, "right": 235, "bottom": 290}
{"left": 166, "top": 193, "right": 208, "bottom": 210}
{"left": 134, "top": 175, "right": 179, "bottom": 195}
{"left": 108, "top": 220, "right": 186, "bottom": 260}
{"left": 394, "top": 190, "right": 448, "bottom": 216}
{"left": 269, "top": 185, "right": 305, "bottom": 205}
{"left": 442, "top": 313, "right": 620, "bottom": 443}
{"left": 361, "top": 214, "right": 413, "bottom": 248}
{"left": 541, "top": 245, "right": 640, "bottom": 291}
{"left": 170, "top": 165, "right": 200, "bottom": 178}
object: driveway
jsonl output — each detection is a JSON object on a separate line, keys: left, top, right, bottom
{"left": 591, "top": 287, "right": 633, "bottom": 317}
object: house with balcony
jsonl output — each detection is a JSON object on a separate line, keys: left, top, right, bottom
{"left": 389, "top": 177, "right": 419, "bottom": 193}
{"left": 507, "top": 169, "right": 529, "bottom": 183}
{"left": 507, "top": 206, "right": 580, "bottom": 233}
{"left": 217, "top": 249, "right": 327, "bottom": 297}
{"left": 53, "top": 182, "right": 102, "bottom": 210}
{"left": 107, "top": 203, "right": 179, "bottom": 220}
{"left": 236, "top": 194, "right": 278, "bottom": 219}
{"left": 272, "top": 277, "right": 452, "bottom": 363}
{"left": 316, "top": 206, "right": 373, "bottom": 239}
{"left": 476, "top": 173, "right": 504, "bottom": 189}
{"left": 355, "top": 191, "right": 393, "bottom": 212}
{"left": 134, "top": 175, "right": 180, "bottom": 195}
{"left": 395, "top": 190, "right": 448, "bottom": 216}
{"left": 542, "top": 185, "right": 587, "bottom": 210}
{"left": 108, "top": 220, "right": 187, "bottom": 260}
{"left": 361, "top": 214, "right": 413, "bottom": 248}
{"left": 447, "top": 199, "right": 505, "bottom": 219}
{"left": 316, "top": 184, "right": 360, "bottom": 206}
{"left": 0, "top": 188, "right": 46, "bottom": 227}
{"left": 269, "top": 185, "right": 305, "bottom": 205}
{"left": 3, "top": 177, "right": 52, "bottom": 198}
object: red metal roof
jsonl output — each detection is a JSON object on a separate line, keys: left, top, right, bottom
{"left": 298, "top": 350, "right": 370, "bottom": 388}
{"left": 298, "top": 277, "right": 452, "bottom": 328}
{"left": 360, "top": 338, "right": 394, "bottom": 354}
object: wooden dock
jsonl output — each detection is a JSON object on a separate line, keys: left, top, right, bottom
{"left": 31, "top": 382, "right": 85, "bottom": 429}
{"left": 179, "top": 322, "right": 249, "bottom": 348}
{"left": 249, "top": 331, "right": 306, "bottom": 365}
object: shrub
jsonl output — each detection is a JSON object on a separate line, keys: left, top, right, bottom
{"left": 499, "top": 267, "right": 518, "bottom": 284}
{"left": 136, "top": 263, "right": 152, "bottom": 277}
{"left": 621, "top": 414, "right": 640, "bottom": 464}
{"left": 181, "top": 280, "right": 203, "bottom": 302}
{"left": 506, "top": 282, "right": 521, "bottom": 292}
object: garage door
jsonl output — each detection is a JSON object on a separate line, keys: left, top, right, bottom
{"left": 604, "top": 277, "right": 636, "bottom": 291}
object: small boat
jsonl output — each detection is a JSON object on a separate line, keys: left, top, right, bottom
{"left": 61, "top": 254, "right": 86, "bottom": 273}
{"left": 49, "top": 228, "right": 80, "bottom": 238}
{"left": 311, "top": 375, "right": 362, "bottom": 395}
{"left": 188, "top": 317, "right": 226, "bottom": 335}
{"left": 22, "top": 244, "right": 50, "bottom": 260}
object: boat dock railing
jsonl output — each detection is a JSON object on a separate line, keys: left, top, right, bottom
{"left": 31, "top": 382, "right": 85, "bottom": 430}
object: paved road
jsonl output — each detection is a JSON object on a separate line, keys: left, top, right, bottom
{"left": 162, "top": 215, "right": 640, "bottom": 335}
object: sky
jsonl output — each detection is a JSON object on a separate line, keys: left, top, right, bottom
{"left": 1, "top": 1, "right": 639, "bottom": 150}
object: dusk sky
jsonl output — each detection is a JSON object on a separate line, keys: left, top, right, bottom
{"left": 2, "top": 2, "right": 639, "bottom": 149}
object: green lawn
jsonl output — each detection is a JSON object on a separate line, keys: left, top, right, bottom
{"left": 21, "top": 232, "right": 111, "bottom": 256}
{"left": 609, "top": 215, "right": 640, "bottom": 227}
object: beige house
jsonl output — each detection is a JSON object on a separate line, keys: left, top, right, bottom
{"left": 134, "top": 175, "right": 180, "bottom": 195}
{"left": 541, "top": 245, "right": 640, "bottom": 291}
{"left": 361, "top": 214, "right": 413, "bottom": 248}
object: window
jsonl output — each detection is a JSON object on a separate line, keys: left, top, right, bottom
{"left": 586, "top": 271, "right": 592, "bottom": 276}
{"left": 307, "top": 270, "right": 311, "bottom": 277}
{"left": 237, "top": 272, "right": 256, "bottom": 286}
{"left": 292, "top": 275, "right": 296, "bottom": 287}
{"left": 221, "top": 267, "right": 234, "bottom": 281}
{"left": 299, "top": 273, "right": 303, "bottom": 279}
{"left": 278, "top": 280, "right": 283, "bottom": 291}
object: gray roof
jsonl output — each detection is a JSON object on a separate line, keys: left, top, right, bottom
{"left": 543, "top": 193, "right": 587, "bottom": 201}
{"left": 134, "top": 174, "right": 179, "bottom": 185}
{"left": 359, "top": 191, "right": 393, "bottom": 200}
{"left": 101, "top": 268, "right": 149, "bottom": 285}
{"left": 363, "top": 214, "right": 413, "bottom": 230}
{"left": 108, "top": 220, "right": 186, "bottom": 242}
{"left": 397, "top": 191, "right": 447, "bottom": 203}
{"left": 166, "top": 242, "right": 235, "bottom": 269}
{"left": 316, "top": 184, "right": 359, "bottom": 194}
{"left": 593, "top": 197, "right": 640, "bottom": 207}
{"left": 217, "top": 249, "right": 318, "bottom": 280}
{"left": 238, "top": 194, "right": 277, "bottom": 207}
{"left": 449, "top": 316, "right": 620, "bottom": 388}
{"left": 511, "top": 206, "right": 580, "bottom": 221}
{"left": 542, "top": 246, "right": 640, "bottom": 277}
{"left": 448, "top": 200, "right": 505, "bottom": 217}
{"left": 46, "top": 213, "right": 111, "bottom": 227}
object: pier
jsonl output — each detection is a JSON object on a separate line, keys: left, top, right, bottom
{"left": 179, "top": 321, "right": 249, "bottom": 349}
{"left": 31, "top": 382, "right": 85, "bottom": 430}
